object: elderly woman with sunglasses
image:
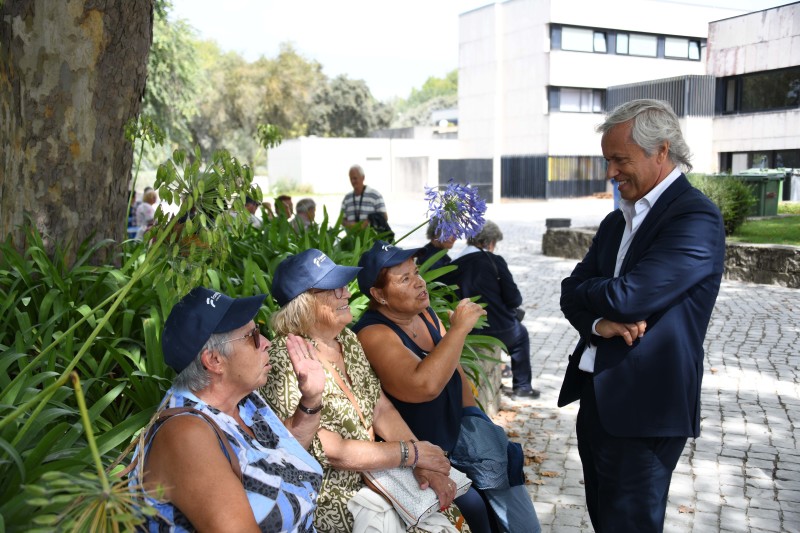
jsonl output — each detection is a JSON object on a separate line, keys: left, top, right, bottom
{"left": 129, "top": 287, "right": 325, "bottom": 532}
{"left": 261, "top": 249, "right": 460, "bottom": 533}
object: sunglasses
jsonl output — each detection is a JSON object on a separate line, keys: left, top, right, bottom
{"left": 310, "top": 287, "right": 345, "bottom": 299}
{"left": 219, "top": 325, "right": 262, "bottom": 350}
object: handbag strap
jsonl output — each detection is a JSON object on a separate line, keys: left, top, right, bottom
{"left": 120, "top": 406, "right": 242, "bottom": 483}
{"left": 319, "top": 357, "right": 374, "bottom": 440}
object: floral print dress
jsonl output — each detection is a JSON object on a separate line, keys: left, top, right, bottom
{"left": 262, "top": 329, "right": 381, "bottom": 532}
{"left": 262, "top": 328, "right": 469, "bottom": 533}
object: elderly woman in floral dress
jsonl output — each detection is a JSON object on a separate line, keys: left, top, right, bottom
{"left": 261, "top": 249, "right": 464, "bottom": 533}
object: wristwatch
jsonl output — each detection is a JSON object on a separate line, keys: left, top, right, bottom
{"left": 298, "top": 401, "right": 323, "bottom": 415}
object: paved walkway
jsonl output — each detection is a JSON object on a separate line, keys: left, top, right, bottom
{"left": 385, "top": 196, "right": 799, "bottom": 533}
{"left": 315, "top": 192, "right": 799, "bottom": 532}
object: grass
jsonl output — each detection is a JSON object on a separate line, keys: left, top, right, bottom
{"left": 729, "top": 208, "right": 800, "bottom": 246}
{"left": 778, "top": 202, "right": 800, "bottom": 215}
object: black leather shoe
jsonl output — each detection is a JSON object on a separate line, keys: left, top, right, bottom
{"left": 513, "top": 388, "right": 541, "bottom": 399}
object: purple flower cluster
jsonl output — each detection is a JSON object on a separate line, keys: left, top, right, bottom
{"left": 424, "top": 178, "right": 487, "bottom": 241}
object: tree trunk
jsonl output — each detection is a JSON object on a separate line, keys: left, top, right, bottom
{"left": 0, "top": 0, "right": 153, "bottom": 265}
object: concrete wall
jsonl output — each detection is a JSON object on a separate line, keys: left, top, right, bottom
{"left": 708, "top": 3, "right": 800, "bottom": 165}
{"left": 265, "top": 137, "right": 459, "bottom": 197}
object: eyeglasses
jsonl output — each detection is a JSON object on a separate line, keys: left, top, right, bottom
{"left": 219, "top": 325, "right": 262, "bottom": 350}
{"left": 310, "top": 287, "right": 346, "bottom": 299}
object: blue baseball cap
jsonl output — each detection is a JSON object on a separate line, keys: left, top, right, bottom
{"left": 357, "top": 240, "right": 421, "bottom": 297}
{"left": 271, "top": 249, "right": 362, "bottom": 307}
{"left": 161, "top": 287, "right": 265, "bottom": 373}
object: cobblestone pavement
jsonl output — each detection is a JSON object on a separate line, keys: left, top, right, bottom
{"left": 383, "top": 196, "right": 800, "bottom": 533}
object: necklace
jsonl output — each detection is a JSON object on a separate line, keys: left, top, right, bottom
{"left": 400, "top": 316, "right": 418, "bottom": 338}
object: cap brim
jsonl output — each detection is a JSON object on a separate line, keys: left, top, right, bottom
{"left": 313, "top": 265, "right": 361, "bottom": 290}
{"left": 214, "top": 293, "right": 266, "bottom": 333}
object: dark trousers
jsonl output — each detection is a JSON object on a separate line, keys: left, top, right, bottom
{"left": 577, "top": 373, "right": 687, "bottom": 532}
{"left": 488, "top": 321, "right": 533, "bottom": 391}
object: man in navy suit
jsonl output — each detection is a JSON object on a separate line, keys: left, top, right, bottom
{"left": 558, "top": 99, "right": 726, "bottom": 532}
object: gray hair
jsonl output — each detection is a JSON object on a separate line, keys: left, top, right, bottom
{"left": 271, "top": 291, "right": 317, "bottom": 337}
{"left": 173, "top": 331, "right": 234, "bottom": 392}
{"left": 295, "top": 198, "right": 316, "bottom": 214}
{"left": 596, "top": 99, "right": 692, "bottom": 173}
{"left": 467, "top": 220, "right": 503, "bottom": 249}
{"left": 349, "top": 164, "right": 365, "bottom": 178}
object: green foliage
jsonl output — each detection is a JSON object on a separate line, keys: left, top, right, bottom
{"left": 256, "top": 123, "right": 284, "bottom": 150}
{"left": 393, "top": 70, "right": 458, "bottom": 127}
{"left": 689, "top": 174, "right": 756, "bottom": 235}
{"left": 728, "top": 215, "right": 800, "bottom": 246}
{"left": 0, "top": 146, "right": 494, "bottom": 529}
{"left": 142, "top": 9, "right": 202, "bottom": 163}
{"left": 0, "top": 147, "right": 259, "bottom": 529}
{"left": 307, "top": 75, "right": 392, "bottom": 137}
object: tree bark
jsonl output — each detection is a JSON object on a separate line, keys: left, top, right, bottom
{"left": 0, "top": 0, "right": 153, "bottom": 264}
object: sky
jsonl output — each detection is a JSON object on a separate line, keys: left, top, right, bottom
{"left": 170, "top": 0, "right": 791, "bottom": 102}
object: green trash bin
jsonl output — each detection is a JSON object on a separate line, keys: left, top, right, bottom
{"left": 734, "top": 172, "right": 784, "bottom": 217}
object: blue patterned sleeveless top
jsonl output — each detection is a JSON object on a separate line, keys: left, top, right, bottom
{"left": 129, "top": 388, "right": 322, "bottom": 532}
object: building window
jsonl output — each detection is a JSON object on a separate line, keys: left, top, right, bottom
{"left": 561, "top": 27, "right": 607, "bottom": 53}
{"left": 616, "top": 32, "right": 629, "bottom": 54}
{"left": 628, "top": 33, "right": 657, "bottom": 57}
{"left": 721, "top": 66, "right": 800, "bottom": 114}
{"left": 593, "top": 32, "right": 607, "bottom": 53}
{"left": 664, "top": 37, "right": 702, "bottom": 60}
{"left": 552, "top": 87, "right": 605, "bottom": 113}
{"left": 688, "top": 41, "right": 700, "bottom": 60}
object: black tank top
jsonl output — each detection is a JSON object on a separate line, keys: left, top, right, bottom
{"left": 353, "top": 308, "right": 463, "bottom": 452}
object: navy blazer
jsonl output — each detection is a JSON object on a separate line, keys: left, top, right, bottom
{"left": 558, "top": 175, "right": 725, "bottom": 439}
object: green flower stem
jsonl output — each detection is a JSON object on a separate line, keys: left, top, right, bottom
{"left": 393, "top": 219, "right": 428, "bottom": 245}
{"left": 125, "top": 135, "right": 146, "bottom": 228}
{"left": 71, "top": 372, "right": 110, "bottom": 494}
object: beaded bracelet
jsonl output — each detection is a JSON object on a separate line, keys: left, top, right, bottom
{"left": 409, "top": 439, "right": 419, "bottom": 469}
{"left": 399, "top": 440, "right": 409, "bottom": 468}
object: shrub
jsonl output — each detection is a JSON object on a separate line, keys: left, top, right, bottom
{"left": 688, "top": 174, "right": 756, "bottom": 235}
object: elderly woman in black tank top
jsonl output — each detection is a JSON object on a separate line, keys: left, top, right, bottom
{"left": 351, "top": 241, "right": 503, "bottom": 533}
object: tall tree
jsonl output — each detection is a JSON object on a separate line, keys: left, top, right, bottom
{"left": 308, "top": 75, "right": 392, "bottom": 137}
{"left": 0, "top": 0, "right": 153, "bottom": 263}
{"left": 141, "top": 6, "right": 201, "bottom": 161}
{"left": 393, "top": 69, "right": 458, "bottom": 127}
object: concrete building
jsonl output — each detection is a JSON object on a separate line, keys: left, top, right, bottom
{"left": 707, "top": 2, "right": 800, "bottom": 175}
{"left": 266, "top": 1, "right": 798, "bottom": 203}
{"left": 457, "top": 0, "right": 746, "bottom": 199}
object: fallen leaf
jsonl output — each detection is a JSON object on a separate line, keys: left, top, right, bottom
{"left": 532, "top": 479, "right": 546, "bottom": 485}
{"left": 709, "top": 368, "right": 718, "bottom": 374}
{"left": 678, "top": 505, "right": 695, "bottom": 514}
{"left": 540, "top": 471, "right": 560, "bottom": 478}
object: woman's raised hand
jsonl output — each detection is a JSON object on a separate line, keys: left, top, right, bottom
{"left": 286, "top": 334, "right": 325, "bottom": 407}
{"left": 449, "top": 298, "right": 487, "bottom": 333}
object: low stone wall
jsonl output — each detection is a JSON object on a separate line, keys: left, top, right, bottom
{"left": 542, "top": 227, "right": 800, "bottom": 289}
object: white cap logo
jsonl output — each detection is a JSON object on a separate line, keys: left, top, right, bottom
{"left": 313, "top": 253, "right": 327, "bottom": 268}
{"left": 381, "top": 244, "right": 393, "bottom": 252}
{"left": 206, "top": 292, "right": 222, "bottom": 308}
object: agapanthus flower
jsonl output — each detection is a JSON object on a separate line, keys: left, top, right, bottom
{"left": 424, "top": 178, "right": 487, "bottom": 242}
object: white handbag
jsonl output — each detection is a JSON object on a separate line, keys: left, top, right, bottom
{"left": 362, "top": 466, "right": 472, "bottom": 528}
